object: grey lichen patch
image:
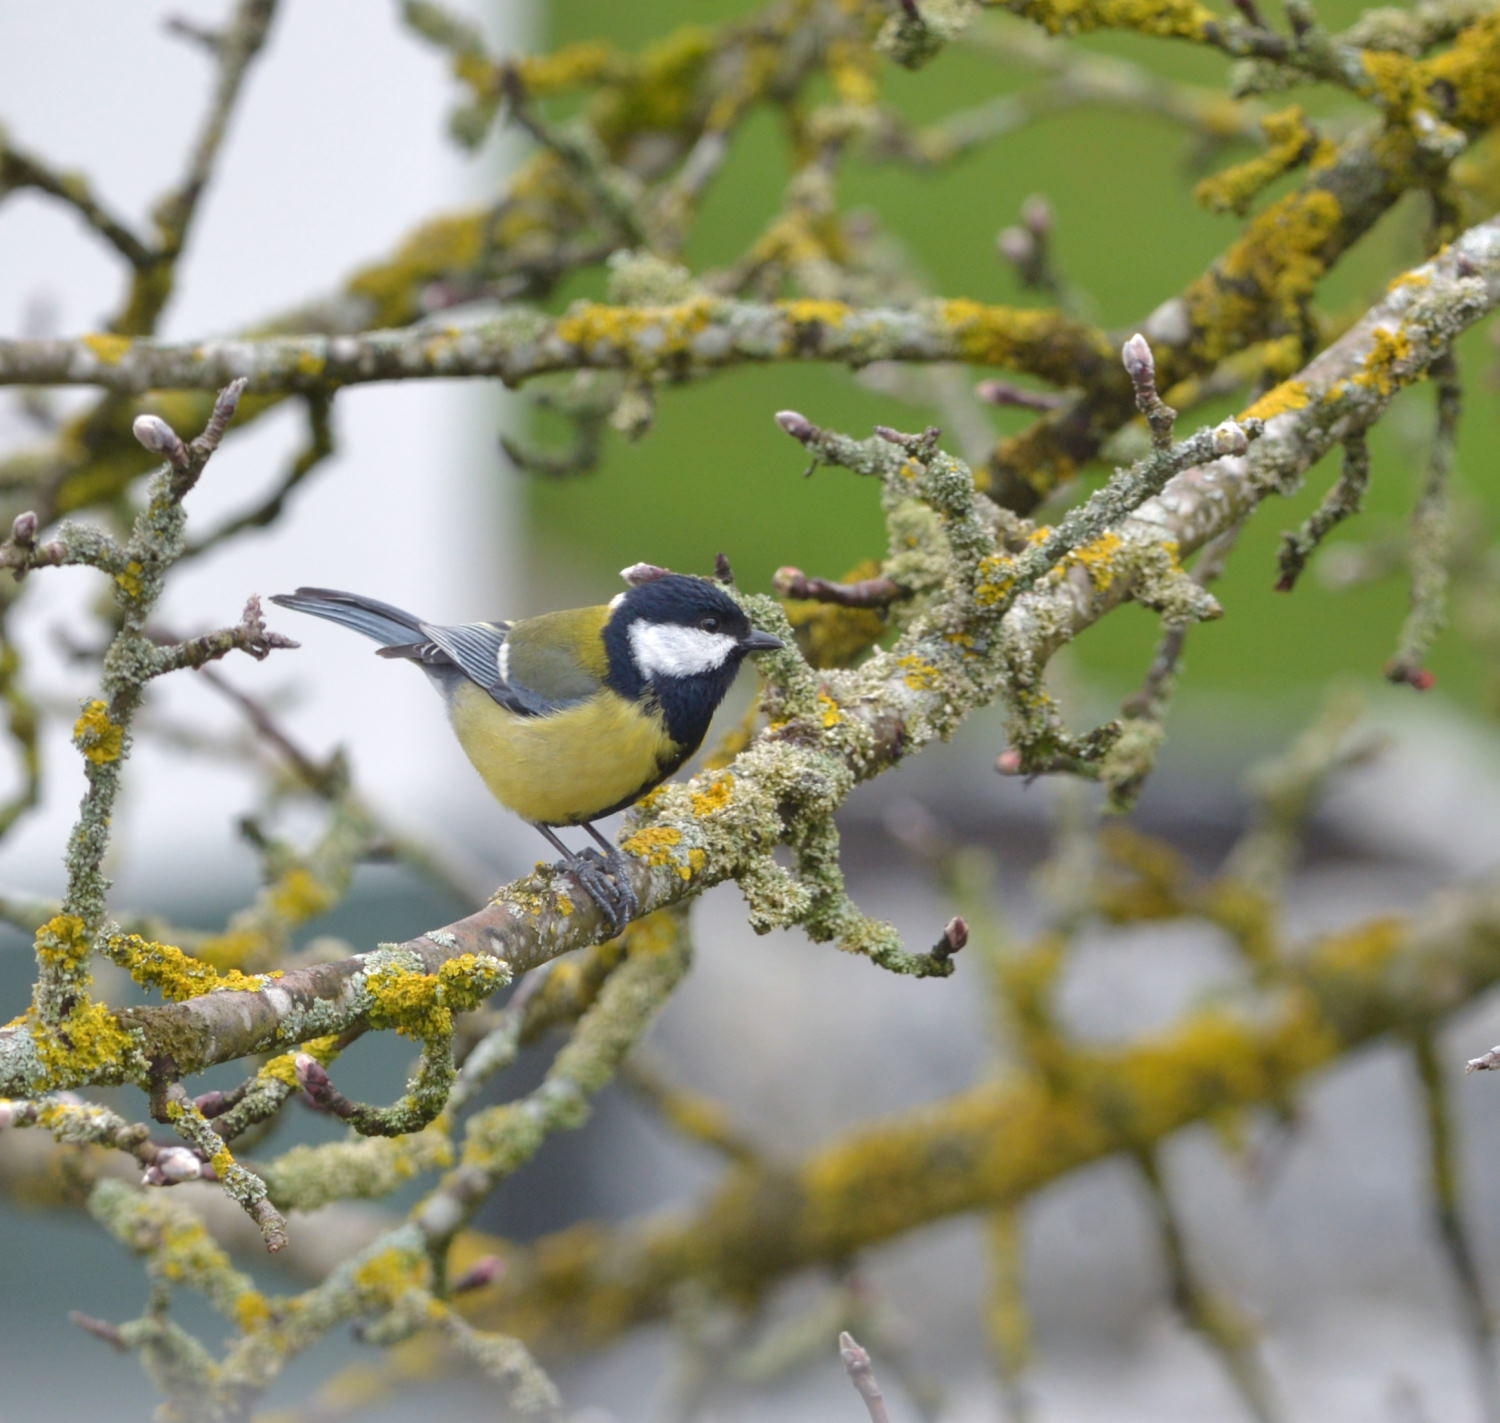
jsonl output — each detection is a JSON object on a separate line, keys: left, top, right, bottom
{"left": 877, "top": 0, "right": 981, "bottom": 70}
{"left": 739, "top": 855, "right": 817, "bottom": 934}
{"left": 881, "top": 499, "right": 949, "bottom": 607}
{"left": 606, "top": 249, "right": 697, "bottom": 306}
{"left": 264, "top": 1127, "right": 454, "bottom": 1211}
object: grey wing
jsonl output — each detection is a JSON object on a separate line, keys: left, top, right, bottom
{"left": 414, "top": 621, "right": 578, "bottom": 718}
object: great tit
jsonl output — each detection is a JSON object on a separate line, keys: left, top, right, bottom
{"left": 269, "top": 573, "right": 783, "bottom": 931}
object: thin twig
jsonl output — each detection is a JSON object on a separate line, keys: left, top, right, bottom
{"left": 773, "top": 566, "right": 905, "bottom": 608}
{"left": 840, "top": 1332, "right": 894, "bottom": 1423}
{"left": 1387, "top": 351, "right": 1460, "bottom": 688}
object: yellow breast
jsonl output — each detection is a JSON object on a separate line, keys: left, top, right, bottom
{"left": 446, "top": 680, "right": 681, "bottom": 826}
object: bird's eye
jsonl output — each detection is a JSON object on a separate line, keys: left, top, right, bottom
{"left": 698, "top": 615, "right": 720, "bottom": 633}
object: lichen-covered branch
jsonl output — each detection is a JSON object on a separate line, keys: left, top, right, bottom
{"left": 467, "top": 875, "right": 1500, "bottom": 1351}
{"left": 3, "top": 213, "right": 1496, "bottom": 1099}
{"left": 7, "top": 6, "right": 1500, "bottom": 1414}
{"left": 0, "top": 295, "right": 1111, "bottom": 395}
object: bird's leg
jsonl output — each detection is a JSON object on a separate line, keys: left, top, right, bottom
{"left": 532, "top": 824, "right": 637, "bottom": 935}
{"left": 579, "top": 821, "right": 640, "bottom": 928}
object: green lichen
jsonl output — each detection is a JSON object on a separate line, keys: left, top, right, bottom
{"left": 264, "top": 1128, "right": 454, "bottom": 1211}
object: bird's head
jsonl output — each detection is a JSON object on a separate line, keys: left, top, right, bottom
{"left": 602, "top": 573, "right": 782, "bottom": 739}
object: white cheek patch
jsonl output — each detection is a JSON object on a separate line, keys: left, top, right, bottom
{"left": 629, "top": 620, "right": 738, "bottom": 679}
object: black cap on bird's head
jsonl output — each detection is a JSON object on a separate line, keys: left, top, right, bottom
{"left": 602, "top": 572, "right": 782, "bottom": 741}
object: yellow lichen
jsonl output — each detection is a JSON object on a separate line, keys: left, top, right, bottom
{"left": 897, "top": 655, "right": 942, "bottom": 691}
{"left": 1386, "top": 271, "right": 1432, "bottom": 294}
{"left": 33, "top": 913, "right": 89, "bottom": 968}
{"left": 1361, "top": 49, "right": 1415, "bottom": 114}
{"left": 555, "top": 296, "right": 716, "bottom": 365}
{"left": 153, "top": 1214, "right": 237, "bottom": 1287}
{"left": 1416, "top": 12, "right": 1500, "bottom": 129}
{"left": 690, "top": 774, "right": 734, "bottom": 816}
{"left": 73, "top": 700, "right": 123, "bottom": 765}
{"left": 1193, "top": 106, "right": 1317, "bottom": 216}
{"left": 1003, "top": 0, "right": 1215, "bottom": 40}
{"left": 30, "top": 999, "right": 135, "bottom": 1081}
{"left": 633, "top": 784, "right": 670, "bottom": 814}
{"left": 260, "top": 1035, "right": 342, "bottom": 1086}
{"left": 80, "top": 332, "right": 132, "bottom": 365}
{"left": 621, "top": 826, "right": 684, "bottom": 864}
{"left": 105, "top": 933, "right": 281, "bottom": 1002}
{"left": 1201, "top": 880, "right": 1277, "bottom": 967}
{"left": 827, "top": 37, "right": 879, "bottom": 106}
{"left": 784, "top": 595, "right": 887, "bottom": 669}
{"left": 781, "top": 298, "right": 850, "bottom": 330}
{"left": 749, "top": 213, "right": 836, "bottom": 269}
{"left": 347, "top": 212, "right": 486, "bottom": 328}
{"left": 366, "top": 953, "right": 504, "bottom": 1040}
{"left": 1220, "top": 188, "right": 1343, "bottom": 301}
{"left": 973, "top": 553, "right": 1017, "bottom": 608}
{"left": 267, "top": 868, "right": 334, "bottom": 923}
{"left": 1315, "top": 915, "right": 1405, "bottom": 974}
{"left": 592, "top": 24, "right": 714, "bottom": 135}
{"left": 620, "top": 826, "right": 703, "bottom": 881}
{"left": 1067, "top": 531, "right": 1124, "bottom": 590}
{"left": 938, "top": 300, "right": 1106, "bottom": 384}
{"left": 1187, "top": 188, "right": 1344, "bottom": 365}
{"left": 352, "top": 1246, "right": 428, "bottom": 1305}
{"left": 1353, "top": 325, "right": 1414, "bottom": 397}
{"left": 233, "top": 1291, "right": 273, "bottom": 1333}
{"left": 626, "top": 907, "right": 688, "bottom": 956}
{"left": 514, "top": 39, "right": 617, "bottom": 96}
{"left": 114, "top": 560, "right": 144, "bottom": 599}
{"left": 1239, "top": 379, "right": 1311, "bottom": 422}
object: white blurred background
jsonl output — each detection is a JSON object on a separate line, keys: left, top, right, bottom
{"left": 0, "top": 0, "right": 535, "bottom": 910}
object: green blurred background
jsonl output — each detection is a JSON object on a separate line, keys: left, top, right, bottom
{"left": 527, "top": 0, "right": 1497, "bottom": 731}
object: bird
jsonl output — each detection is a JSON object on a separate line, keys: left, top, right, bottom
{"left": 268, "top": 572, "right": 783, "bottom": 932}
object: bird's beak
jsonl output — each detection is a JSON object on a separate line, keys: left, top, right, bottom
{"left": 741, "top": 629, "right": 784, "bottom": 653}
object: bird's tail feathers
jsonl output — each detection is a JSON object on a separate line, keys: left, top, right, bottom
{"left": 268, "top": 587, "right": 426, "bottom": 648}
